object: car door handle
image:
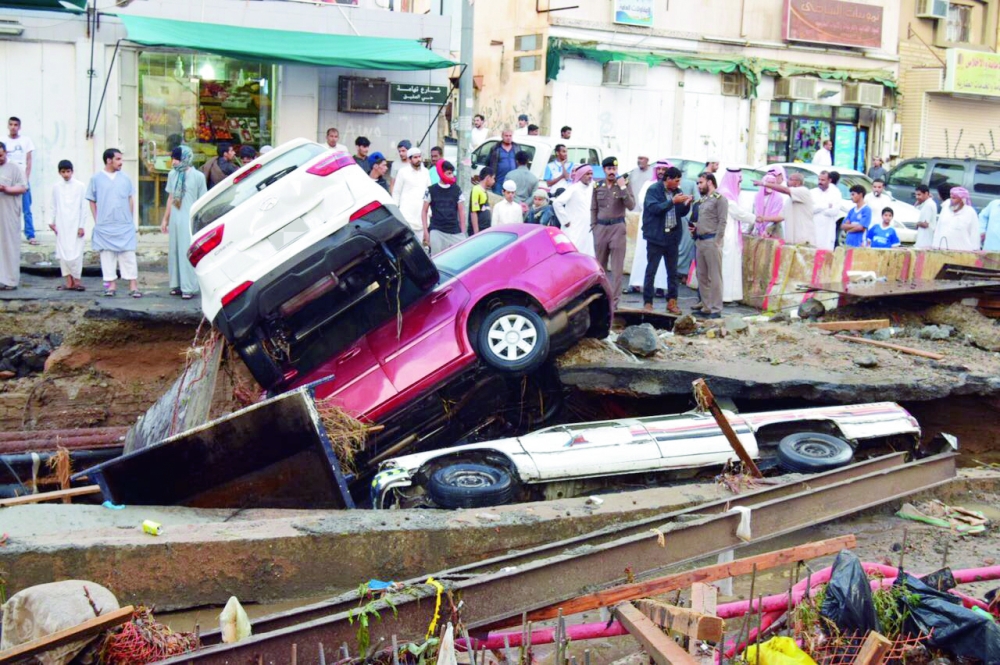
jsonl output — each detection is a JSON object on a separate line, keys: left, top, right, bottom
{"left": 430, "top": 287, "right": 453, "bottom": 303}
{"left": 338, "top": 347, "right": 361, "bottom": 363}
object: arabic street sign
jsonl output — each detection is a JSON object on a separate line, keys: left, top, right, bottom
{"left": 390, "top": 83, "right": 449, "bottom": 105}
{"left": 945, "top": 48, "right": 1000, "bottom": 98}
{"left": 784, "top": 0, "right": 883, "bottom": 49}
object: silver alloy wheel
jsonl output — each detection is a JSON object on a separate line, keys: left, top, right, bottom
{"left": 487, "top": 313, "right": 538, "bottom": 361}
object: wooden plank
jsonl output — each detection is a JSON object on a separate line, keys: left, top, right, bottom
{"left": 854, "top": 631, "right": 892, "bottom": 665}
{"left": 0, "top": 606, "right": 134, "bottom": 663}
{"left": 634, "top": 600, "right": 724, "bottom": 642}
{"left": 616, "top": 603, "right": 699, "bottom": 665}
{"left": 809, "top": 319, "right": 890, "bottom": 332}
{"left": 520, "top": 535, "right": 855, "bottom": 625}
{"left": 0, "top": 485, "right": 102, "bottom": 508}
{"left": 692, "top": 379, "right": 762, "bottom": 478}
{"left": 688, "top": 583, "right": 718, "bottom": 659}
{"left": 834, "top": 335, "right": 945, "bottom": 360}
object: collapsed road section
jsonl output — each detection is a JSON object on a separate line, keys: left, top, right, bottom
{"left": 157, "top": 451, "right": 957, "bottom": 664}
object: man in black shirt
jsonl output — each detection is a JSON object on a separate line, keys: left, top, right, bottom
{"left": 641, "top": 165, "right": 693, "bottom": 314}
{"left": 354, "top": 137, "right": 372, "bottom": 174}
{"left": 421, "top": 160, "right": 466, "bottom": 255}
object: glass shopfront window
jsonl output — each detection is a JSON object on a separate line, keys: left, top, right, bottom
{"left": 768, "top": 102, "right": 868, "bottom": 170}
{"left": 137, "top": 52, "right": 277, "bottom": 227}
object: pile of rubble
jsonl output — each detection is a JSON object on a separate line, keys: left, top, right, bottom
{"left": 0, "top": 333, "right": 62, "bottom": 380}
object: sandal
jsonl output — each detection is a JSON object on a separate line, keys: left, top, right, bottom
{"left": 27, "top": 239, "right": 40, "bottom": 246}
{"left": 103, "top": 289, "right": 116, "bottom": 297}
{"left": 169, "top": 288, "right": 182, "bottom": 296}
{"left": 73, "top": 284, "right": 86, "bottom": 292}
{"left": 181, "top": 293, "right": 195, "bottom": 300}
{"left": 0, "top": 285, "right": 17, "bottom": 291}
{"left": 130, "top": 290, "right": 143, "bottom": 299}
{"left": 56, "top": 285, "right": 67, "bottom": 291}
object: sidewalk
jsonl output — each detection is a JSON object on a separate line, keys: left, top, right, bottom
{"left": 21, "top": 227, "right": 170, "bottom": 270}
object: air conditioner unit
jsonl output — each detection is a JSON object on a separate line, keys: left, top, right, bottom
{"left": 916, "top": 0, "right": 948, "bottom": 20}
{"left": 337, "top": 76, "right": 390, "bottom": 114}
{"left": 774, "top": 77, "right": 818, "bottom": 101}
{"left": 620, "top": 62, "right": 648, "bottom": 86}
{"left": 843, "top": 82, "right": 885, "bottom": 107}
{"left": 721, "top": 72, "right": 746, "bottom": 97}
{"left": 603, "top": 61, "right": 623, "bottom": 85}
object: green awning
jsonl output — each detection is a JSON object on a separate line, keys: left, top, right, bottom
{"left": 0, "top": 0, "right": 86, "bottom": 11}
{"left": 118, "top": 14, "right": 456, "bottom": 71}
{"left": 546, "top": 38, "right": 896, "bottom": 97}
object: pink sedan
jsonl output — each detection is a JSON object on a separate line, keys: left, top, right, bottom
{"left": 284, "top": 224, "right": 612, "bottom": 459}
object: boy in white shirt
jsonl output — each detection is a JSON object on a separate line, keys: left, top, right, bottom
{"left": 49, "top": 159, "right": 88, "bottom": 291}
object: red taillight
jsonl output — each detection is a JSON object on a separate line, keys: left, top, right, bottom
{"left": 233, "top": 162, "right": 262, "bottom": 184}
{"left": 307, "top": 153, "right": 356, "bottom": 177}
{"left": 349, "top": 201, "right": 383, "bottom": 222}
{"left": 545, "top": 226, "right": 576, "bottom": 254}
{"left": 188, "top": 225, "right": 224, "bottom": 267}
{"left": 221, "top": 281, "right": 253, "bottom": 307}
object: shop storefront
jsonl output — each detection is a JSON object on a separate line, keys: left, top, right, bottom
{"left": 138, "top": 52, "right": 277, "bottom": 227}
{"left": 767, "top": 101, "right": 869, "bottom": 171}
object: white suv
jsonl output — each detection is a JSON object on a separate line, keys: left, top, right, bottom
{"left": 188, "top": 138, "right": 438, "bottom": 388}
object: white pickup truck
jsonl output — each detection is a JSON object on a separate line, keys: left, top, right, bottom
{"left": 471, "top": 135, "right": 607, "bottom": 189}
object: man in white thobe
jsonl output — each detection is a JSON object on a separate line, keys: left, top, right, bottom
{"left": 717, "top": 168, "right": 757, "bottom": 303}
{"left": 552, "top": 165, "right": 595, "bottom": 257}
{"left": 0, "top": 142, "right": 28, "bottom": 289}
{"left": 914, "top": 185, "right": 938, "bottom": 249}
{"left": 811, "top": 170, "right": 842, "bottom": 251}
{"left": 392, "top": 147, "right": 431, "bottom": 235}
{"left": 933, "top": 187, "right": 981, "bottom": 251}
{"left": 811, "top": 139, "right": 833, "bottom": 166}
{"left": 50, "top": 159, "right": 89, "bottom": 290}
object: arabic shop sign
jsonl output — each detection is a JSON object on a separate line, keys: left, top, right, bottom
{"left": 612, "top": 0, "right": 653, "bottom": 27}
{"left": 945, "top": 48, "right": 1000, "bottom": 98}
{"left": 390, "top": 83, "right": 449, "bottom": 105}
{"left": 784, "top": 0, "right": 883, "bottom": 49}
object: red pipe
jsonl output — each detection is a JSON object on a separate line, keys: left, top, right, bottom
{"left": 0, "top": 436, "right": 125, "bottom": 455}
{"left": 0, "top": 427, "right": 127, "bottom": 442}
{"left": 465, "top": 621, "right": 629, "bottom": 651}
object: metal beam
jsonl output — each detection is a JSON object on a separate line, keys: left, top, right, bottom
{"left": 199, "top": 452, "right": 906, "bottom": 645}
{"left": 163, "top": 454, "right": 954, "bottom": 665}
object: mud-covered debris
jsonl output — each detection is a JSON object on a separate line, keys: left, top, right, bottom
{"left": 724, "top": 316, "right": 749, "bottom": 335}
{"left": 673, "top": 314, "right": 698, "bottom": 336}
{"left": 919, "top": 325, "right": 954, "bottom": 341}
{"left": 798, "top": 299, "right": 826, "bottom": 320}
{"left": 853, "top": 354, "right": 879, "bottom": 368}
{"left": 616, "top": 324, "right": 660, "bottom": 357}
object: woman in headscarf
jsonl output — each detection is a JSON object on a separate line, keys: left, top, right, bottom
{"left": 628, "top": 159, "right": 670, "bottom": 293}
{"left": 933, "top": 187, "right": 981, "bottom": 251}
{"left": 753, "top": 174, "right": 785, "bottom": 238}
{"left": 718, "top": 168, "right": 756, "bottom": 303}
{"left": 160, "top": 145, "right": 207, "bottom": 299}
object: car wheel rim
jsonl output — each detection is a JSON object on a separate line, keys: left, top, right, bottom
{"left": 487, "top": 314, "right": 538, "bottom": 361}
{"left": 447, "top": 469, "right": 497, "bottom": 488}
{"left": 793, "top": 439, "right": 836, "bottom": 458}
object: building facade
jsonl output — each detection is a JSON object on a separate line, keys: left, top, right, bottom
{"left": 473, "top": 0, "right": 902, "bottom": 171}
{"left": 896, "top": 0, "right": 1000, "bottom": 159}
{"left": 0, "top": 0, "right": 453, "bottom": 228}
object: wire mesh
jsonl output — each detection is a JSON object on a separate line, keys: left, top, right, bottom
{"left": 805, "top": 630, "right": 932, "bottom": 665}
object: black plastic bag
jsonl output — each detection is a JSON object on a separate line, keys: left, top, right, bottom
{"left": 820, "top": 549, "right": 881, "bottom": 635}
{"left": 895, "top": 572, "right": 1000, "bottom": 663}
{"left": 921, "top": 567, "right": 957, "bottom": 593}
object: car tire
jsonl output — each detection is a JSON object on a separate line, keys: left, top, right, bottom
{"left": 777, "top": 432, "right": 854, "bottom": 473}
{"left": 477, "top": 305, "right": 550, "bottom": 374}
{"left": 396, "top": 237, "right": 439, "bottom": 290}
{"left": 426, "top": 463, "right": 515, "bottom": 509}
{"left": 236, "top": 337, "right": 284, "bottom": 390}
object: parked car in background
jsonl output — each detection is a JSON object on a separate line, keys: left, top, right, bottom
{"left": 372, "top": 402, "right": 926, "bottom": 509}
{"left": 188, "top": 138, "right": 439, "bottom": 389}
{"left": 662, "top": 157, "right": 765, "bottom": 211}
{"left": 885, "top": 157, "right": 1000, "bottom": 211}
{"left": 285, "top": 224, "right": 612, "bottom": 482}
{"left": 775, "top": 163, "right": 919, "bottom": 244}
{"left": 471, "top": 135, "right": 606, "bottom": 188}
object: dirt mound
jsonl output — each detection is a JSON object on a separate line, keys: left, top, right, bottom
{"left": 925, "top": 302, "right": 1000, "bottom": 352}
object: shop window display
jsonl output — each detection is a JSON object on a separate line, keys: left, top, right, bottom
{"left": 137, "top": 52, "right": 275, "bottom": 227}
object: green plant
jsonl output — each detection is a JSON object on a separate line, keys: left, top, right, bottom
{"left": 871, "top": 582, "right": 921, "bottom": 639}
{"left": 0, "top": 567, "right": 7, "bottom": 604}
{"left": 348, "top": 582, "right": 399, "bottom": 656}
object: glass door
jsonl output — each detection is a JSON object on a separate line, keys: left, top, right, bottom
{"left": 791, "top": 118, "right": 831, "bottom": 163}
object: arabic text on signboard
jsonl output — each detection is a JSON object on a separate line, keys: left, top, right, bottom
{"left": 784, "top": 0, "right": 883, "bottom": 49}
{"left": 390, "top": 84, "right": 449, "bottom": 105}
{"left": 945, "top": 48, "right": 1000, "bottom": 98}
{"left": 613, "top": 0, "right": 653, "bottom": 27}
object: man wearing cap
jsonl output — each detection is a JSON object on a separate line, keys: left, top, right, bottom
{"left": 514, "top": 114, "right": 530, "bottom": 136}
{"left": 493, "top": 181, "right": 524, "bottom": 226}
{"left": 591, "top": 156, "right": 635, "bottom": 309}
{"left": 392, "top": 146, "right": 431, "bottom": 235}
{"left": 421, "top": 160, "right": 466, "bottom": 255}
{"left": 691, "top": 172, "right": 728, "bottom": 319}
{"left": 368, "top": 153, "right": 390, "bottom": 192}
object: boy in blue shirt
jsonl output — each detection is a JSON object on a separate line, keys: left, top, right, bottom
{"left": 842, "top": 184, "right": 871, "bottom": 247}
{"left": 866, "top": 207, "right": 901, "bottom": 249}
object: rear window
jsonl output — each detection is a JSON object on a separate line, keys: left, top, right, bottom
{"left": 887, "top": 161, "right": 926, "bottom": 188}
{"left": 973, "top": 164, "right": 1000, "bottom": 195}
{"left": 433, "top": 232, "right": 518, "bottom": 277}
{"left": 929, "top": 162, "right": 965, "bottom": 197}
{"left": 191, "top": 143, "right": 326, "bottom": 233}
